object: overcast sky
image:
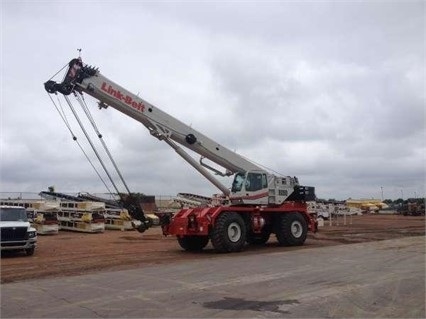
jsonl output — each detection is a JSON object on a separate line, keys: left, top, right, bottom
{"left": 1, "top": 1, "right": 425, "bottom": 200}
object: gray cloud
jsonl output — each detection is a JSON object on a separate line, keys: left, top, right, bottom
{"left": 1, "top": 1, "right": 424, "bottom": 200}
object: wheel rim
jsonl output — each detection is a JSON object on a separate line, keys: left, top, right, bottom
{"left": 227, "top": 222, "right": 242, "bottom": 242}
{"left": 291, "top": 220, "right": 303, "bottom": 238}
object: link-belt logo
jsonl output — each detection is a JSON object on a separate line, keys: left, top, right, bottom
{"left": 101, "top": 82, "right": 145, "bottom": 112}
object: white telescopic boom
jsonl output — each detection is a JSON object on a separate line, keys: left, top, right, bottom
{"left": 77, "top": 71, "right": 262, "bottom": 174}
{"left": 45, "top": 58, "right": 263, "bottom": 196}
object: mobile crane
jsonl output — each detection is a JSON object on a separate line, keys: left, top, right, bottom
{"left": 45, "top": 57, "right": 317, "bottom": 253}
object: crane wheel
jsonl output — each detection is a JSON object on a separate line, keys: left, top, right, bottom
{"left": 177, "top": 236, "right": 209, "bottom": 252}
{"left": 211, "top": 212, "right": 246, "bottom": 253}
{"left": 276, "top": 212, "right": 307, "bottom": 246}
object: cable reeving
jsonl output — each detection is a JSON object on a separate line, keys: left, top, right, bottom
{"left": 64, "top": 95, "right": 122, "bottom": 197}
{"left": 75, "top": 92, "right": 132, "bottom": 195}
{"left": 47, "top": 93, "right": 114, "bottom": 194}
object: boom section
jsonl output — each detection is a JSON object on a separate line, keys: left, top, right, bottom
{"left": 49, "top": 58, "right": 261, "bottom": 176}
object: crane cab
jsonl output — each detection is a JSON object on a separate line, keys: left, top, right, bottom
{"left": 229, "top": 171, "right": 299, "bottom": 206}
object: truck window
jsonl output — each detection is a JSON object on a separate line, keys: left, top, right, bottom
{"left": 0, "top": 208, "right": 28, "bottom": 222}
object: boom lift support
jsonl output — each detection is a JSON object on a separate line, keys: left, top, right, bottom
{"left": 45, "top": 57, "right": 317, "bottom": 253}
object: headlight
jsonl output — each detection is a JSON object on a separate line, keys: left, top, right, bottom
{"left": 28, "top": 231, "right": 37, "bottom": 238}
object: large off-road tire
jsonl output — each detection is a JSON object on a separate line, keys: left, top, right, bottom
{"left": 276, "top": 212, "right": 307, "bottom": 246}
{"left": 177, "top": 236, "right": 209, "bottom": 252}
{"left": 211, "top": 212, "right": 246, "bottom": 253}
{"left": 246, "top": 229, "right": 271, "bottom": 245}
{"left": 25, "top": 247, "right": 35, "bottom": 256}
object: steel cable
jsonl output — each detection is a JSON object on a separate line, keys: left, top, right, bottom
{"left": 47, "top": 93, "right": 114, "bottom": 195}
{"left": 75, "top": 93, "right": 132, "bottom": 195}
{"left": 63, "top": 95, "right": 122, "bottom": 197}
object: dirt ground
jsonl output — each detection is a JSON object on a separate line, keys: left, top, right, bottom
{"left": 1, "top": 214, "right": 425, "bottom": 284}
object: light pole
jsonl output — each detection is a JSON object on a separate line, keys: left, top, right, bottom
{"left": 381, "top": 186, "right": 384, "bottom": 201}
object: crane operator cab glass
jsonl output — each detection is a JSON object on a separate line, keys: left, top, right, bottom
{"left": 231, "top": 171, "right": 269, "bottom": 205}
{"left": 232, "top": 172, "right": 268, "bottom": 192}
{"left": 231, "top": 172, "right": 246, "bottom": 192}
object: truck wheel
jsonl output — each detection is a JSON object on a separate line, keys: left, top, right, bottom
{"left": 25, "top": 247, "right": 35, "bottom": 256}
{"left": 246, "top": 229, "right": 271, "bottom": 245}
{"left": 276, "top": 212, "right": 307, "bottom": 246}
{"left": 177, "top": 236, "right": 209, "bottom": 252}
{"left": 211, "top": 212, "right": 246, "bottom": 253}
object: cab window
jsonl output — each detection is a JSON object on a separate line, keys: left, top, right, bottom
{"left": 231, "top": 172, "right": 245, "bottom": 192}
{"left": 245, "top": 173, "right": 264, "bottom": 192}
{"left": 262, "top": 174, "right": 268, "bottom": 188}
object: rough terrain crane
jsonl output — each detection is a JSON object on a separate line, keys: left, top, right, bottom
{"left": 45, "top": 57, "right": 317, "bottom": 253}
